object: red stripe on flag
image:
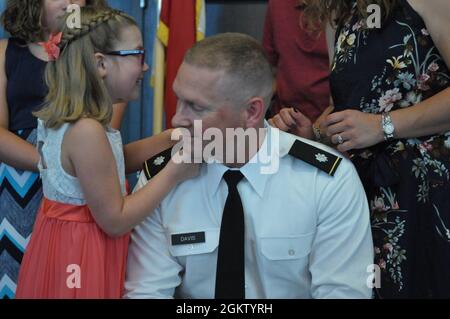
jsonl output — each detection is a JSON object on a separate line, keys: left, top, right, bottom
{"left": 160, "top": 0, "right": 197, "bottom": 129}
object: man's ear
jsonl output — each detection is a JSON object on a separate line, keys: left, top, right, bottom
{"left": 95, "top": 52, "right": 107, "bottom": 78}
{"left": 244, "top": 97, "right": 265, "bottom": 128}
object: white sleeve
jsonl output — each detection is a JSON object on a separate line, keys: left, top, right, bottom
{"left": 310, "top": 159, "right": 374, "bottom": 299}
{"left": 124, "top": 172, "right": 183, "bottom": 299}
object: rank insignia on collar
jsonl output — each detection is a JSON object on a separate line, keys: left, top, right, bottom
{"left": 143, "top": 147, "right": 173, "bottom": 180}
{"left": 153, "top": 156, "right": 166, "bottom": 166}
{"left": 288, "top": 140, "right": 343, "bottom": 176}
{"left": 315, "top": 153, "right": 328, "bottom": 163}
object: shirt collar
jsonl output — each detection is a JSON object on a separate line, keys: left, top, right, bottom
{"left": 205, "top": 121, "right": 281, "bottom": 198}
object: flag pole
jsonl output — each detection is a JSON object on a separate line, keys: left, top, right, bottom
{"left": 152, "top": 0, "right": 165, "bottom": 135}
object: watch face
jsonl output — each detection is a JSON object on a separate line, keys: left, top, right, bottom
{"left": 385, "top": 123, "right": 395, "bottom": 135}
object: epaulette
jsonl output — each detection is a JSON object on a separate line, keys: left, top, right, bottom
{"left": 288, "top": 140, "right": 342, "bottom": 176}
{"left": 143, "top": 147, "right": 174, "bottom": 180}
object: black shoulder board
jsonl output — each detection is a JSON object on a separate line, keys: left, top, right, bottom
{"left": 143, "top": 147, "right": 173, "bottom": 180}
{"left": 288, "top": 140, "right": 343, "bottom": 176}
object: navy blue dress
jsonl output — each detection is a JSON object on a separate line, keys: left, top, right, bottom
{"left": 0, "top": 38, "right": 46, "bottom": 299}
{"left": 330, "top": 0, "right": 450, "bottom": 298}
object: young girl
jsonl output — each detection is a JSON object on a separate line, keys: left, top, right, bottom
{"left": 15, "top": 7, "right": 198, "bottom": 298}
{"left": 0, "top": 0, "right": 118, "bottom": 299}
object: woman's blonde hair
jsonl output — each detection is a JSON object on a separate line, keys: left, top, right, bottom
{"left": 303, "top": 0, "right": 398, "bottom": 30}
{"left": 1, "top": 0, "right": 109, "bottom": 43}
{"left": 35, "top": 7, "right": 137, "bottom": 129}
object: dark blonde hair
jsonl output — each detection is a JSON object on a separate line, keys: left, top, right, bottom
{"left": 184, "top": 33, "right": 274, "bottom": 110}
{"left": 34, "top": 7, "right": 137, "bottom": 128}
{"left": 1, "top": 0, "right": 109, "bottom": 43}
{"left": 303, "top": 0, "right": 399, "bottom": 30}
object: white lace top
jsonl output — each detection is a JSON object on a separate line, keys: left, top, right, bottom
{"left": 37, "top": 119, "right": 127, "bottom": 206}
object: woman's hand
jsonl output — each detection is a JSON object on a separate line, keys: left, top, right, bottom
{"left": 268, "top": 107, "right": 314, "bottom": 139}
{"left": 322, "top": 109, "right": 384, "bottom": 152}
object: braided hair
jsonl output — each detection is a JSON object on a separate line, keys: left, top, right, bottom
{"left": 1, "top": 0, "right": 110, "bottom": 43}
{"left": 58, "top": 9, "right": 126, "bottom": 53}
{"left": 35, "top": 7, "right": 138, "bottom": 129}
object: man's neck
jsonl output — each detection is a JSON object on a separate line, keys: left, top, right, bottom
{"left": 224, "top": 125, "right": 267, "bottom": 169}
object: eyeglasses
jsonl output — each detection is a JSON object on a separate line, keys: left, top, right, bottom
{"left": 105, "top": 49, "right": 146, "bottom": 66}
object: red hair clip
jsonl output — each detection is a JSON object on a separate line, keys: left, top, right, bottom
{"left": 38, "top": 32, "right": 63, "bottom": 61}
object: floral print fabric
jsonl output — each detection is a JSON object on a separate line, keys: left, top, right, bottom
{"left": 330, "top": 0, "right": 450, "bottom": 298}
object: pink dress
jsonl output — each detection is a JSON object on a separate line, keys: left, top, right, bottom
{"left": 16, "top": 121, "right": 129, "bottom": 298}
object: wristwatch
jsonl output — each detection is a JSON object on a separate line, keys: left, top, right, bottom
{"left": 381, "top": 112, "right": 395, "bottom": 141}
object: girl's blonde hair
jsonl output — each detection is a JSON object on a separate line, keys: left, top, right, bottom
{"left": 303, "top": 0, "right": 398, "bottom": 30}
{"left": 1, "top": 0, "right": 109, "bottom": 43}
{"left": 35, "top": 7, "right": 137, "bottom": 129}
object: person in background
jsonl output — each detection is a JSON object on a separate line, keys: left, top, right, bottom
{"left": 263, "top": 0, "right": 330, "bottom": 135}
{"left": 274, "top": 0, "right": 450, "bottom": 298}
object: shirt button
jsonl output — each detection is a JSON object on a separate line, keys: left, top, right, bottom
{"left": 288, "top": 249, "right": 296, "bottom": 256}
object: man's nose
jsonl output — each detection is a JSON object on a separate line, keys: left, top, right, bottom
{"left": 171, "top": 108, "right": 192, "bottom": 129}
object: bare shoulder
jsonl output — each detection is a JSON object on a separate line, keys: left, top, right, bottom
{"left": 65, "top": 118, "right": 109, "bottom": 146}
{"left": 407, "top": 0, "right": 450, "bottom": 23}
{"left": 407, "top": 0, "right": 450, "bottom": 67}
{"left": 62, "top": 118, "right": 116, "bottom": 173}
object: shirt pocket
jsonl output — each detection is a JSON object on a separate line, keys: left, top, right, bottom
{"left": 258, "top": 232, "right": 316, "bottom": 293}
{"left": 167, "top": 228, "right": 220, "bottom": 257}
{"left": 260, "top": 232, "right": 316, "bottom": 260}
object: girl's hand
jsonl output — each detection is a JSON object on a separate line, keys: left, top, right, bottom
{"left": 322, "top": 109, "right": 384, "bottom": 152}
{"left": 165, "top": 127, "right": 202, "bottom": 183}
{"left": 268, "top": 107, "right": 314, "bottom": 139}
{"left": 164, "top": 128, "right": 176, "bottom": 143}
{"left": 165, "top": 159, "right": 200, "bottom": 184}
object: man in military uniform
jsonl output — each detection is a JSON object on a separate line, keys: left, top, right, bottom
{"left": 124, "top": 33, "right": 373, "bottom": 299}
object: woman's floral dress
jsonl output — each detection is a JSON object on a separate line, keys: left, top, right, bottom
{"left": 330, "top": 0, "right": 450, "bottom": 298}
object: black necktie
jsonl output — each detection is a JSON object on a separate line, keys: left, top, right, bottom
{"left": 215, "top": 170, "right": 245, "bottom": 299}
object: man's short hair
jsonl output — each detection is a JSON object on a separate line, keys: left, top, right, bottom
{"left": 184, "top": 33, "right": 275, "bottom": 109}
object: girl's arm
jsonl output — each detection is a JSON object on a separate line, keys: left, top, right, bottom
{"left": 268, "top": 21, "right": 336, "bottom": 142}
{"left": 0, "top": 39, "right": 39, "bottom": 171}
{"left": 65, "top": 118, "right": 196, "bottom": 237}
{"left": 123, "top": 129, "right": 176, "bottom": 174}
